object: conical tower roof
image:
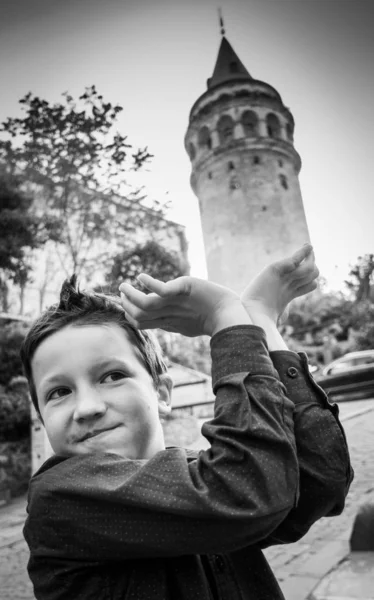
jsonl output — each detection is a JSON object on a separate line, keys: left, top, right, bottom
{"left": 207, "top": 36, "right": 252, "bottom": 89}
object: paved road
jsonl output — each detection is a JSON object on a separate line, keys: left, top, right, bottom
{"left": 336, "top": 397, "right": 374, "bottom": 421}
{"left": 264, "top": 399, "right": 374, "bottom": 600}
{"left": 1, "top": 398, "right": 373, "bottom": 600}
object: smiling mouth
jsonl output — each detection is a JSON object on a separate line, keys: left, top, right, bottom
{"left": 80, "top": 426, "right": 119, "bottom": 442}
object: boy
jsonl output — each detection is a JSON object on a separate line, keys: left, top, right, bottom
{"left": 22, "top": 245, "right": 353, "bottom": 600}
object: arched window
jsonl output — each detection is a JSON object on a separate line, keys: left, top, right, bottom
{"left": 217, "top": 115, "right": 235, "bottom": 144}
{"left": 218, "top": 94, "right": 231, "bottom": 103}
{"left": 279, "top": 174, "right": 288, "bottom": 190}
{"left": 198, "top": 126, "right": 212, "bottom": 150}
{"left": 266, "top": 113, "right": 281, "bottom": 139}
{"left": 286, "top": 122, "right": 294, "bottom": 141}
{"left": 241, "top": 110, "right": 259, "bottom": 137}
{"left": 187, "top": 142, "right": 196, "bottom": 160}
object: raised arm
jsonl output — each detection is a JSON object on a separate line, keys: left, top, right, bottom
{"left": 240, "top": 245, "right": 353, "bottom": 546}
{"left": 260, "top": 347, "right": 353, "bottom": 547}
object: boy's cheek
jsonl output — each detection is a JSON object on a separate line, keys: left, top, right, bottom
{"left": 43, "top": 416, "right": 68, "bottom": 453}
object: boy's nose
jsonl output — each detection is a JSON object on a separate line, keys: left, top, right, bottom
{"left": 73, "top": 389, "right": 107, "bottom": 422}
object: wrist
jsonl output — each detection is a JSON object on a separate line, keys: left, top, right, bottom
{"left": 245, "top": 312, "right": 289, "bottom": 351}
{"left": 241, "top": 299, "right": 279, "bottom": 324}
{"left": 210, "top": 300, "right": 253, "bottom": 337}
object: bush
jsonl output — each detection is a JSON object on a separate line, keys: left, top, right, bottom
{"left": 0, "top": 320, "right": 30, "bottom": 386}
{"left": 0, "top": 382, "right": 31, "bottom": 442}
{"left": 0, "top": 438, "right": 31, "bottom": 497}
{"left": 157, "top": 332, "right": 211, "bottom": 375}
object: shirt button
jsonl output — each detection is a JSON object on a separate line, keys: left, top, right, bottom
{"left": 287, "top": 367, "right": 298, "bottom": 378}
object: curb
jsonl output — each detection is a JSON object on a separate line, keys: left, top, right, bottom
{"left": 340, "top": 404, "right": 374, "bottom": 422}
{"left": 306, "top": 544, "right": 350, "bottom": 600}
{"left": 305, "top": 405, "right": 374, "bottom": 600}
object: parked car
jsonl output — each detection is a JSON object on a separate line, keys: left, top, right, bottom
{"left": 314, "top": 350, "right": 374, "bottom": 401}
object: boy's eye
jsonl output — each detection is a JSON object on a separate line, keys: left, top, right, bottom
{"left": 47, "top": 387, "right": 71, "bottom": 401}
{"left": 101, "top": 371, "right": 127, "bottom": 383}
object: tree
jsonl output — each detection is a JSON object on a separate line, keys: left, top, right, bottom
{"left": 102, "top": 240, "right": 189, "bottom": 291}
{"left": 286, "top": 287, "right": 350, "bottom": 341}
{"left": 0, "top": 87, "right": 165, "bottom": 282}
{"left": 284, "top": 255, "right": 374, "bottom": 358}
{"left": 345, "top": 254, "right": 374, "bottom": 303}
{"left": 0, "top": 173, "right": 59, "bottom": 312}
{"left": 0, "top": 320, "right": 30, "bottom": 386}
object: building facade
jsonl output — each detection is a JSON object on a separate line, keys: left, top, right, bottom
{"left": 6, "top": 190, "right": 188, "bottom": 318}
{"left": 185, "top": 34, "right": 310, "bottom": 292}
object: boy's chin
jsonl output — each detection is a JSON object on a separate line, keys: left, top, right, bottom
{"left": 61, "top": 442, "right": 145, "bottom": 460}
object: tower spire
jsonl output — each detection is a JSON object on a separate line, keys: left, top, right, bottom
{"left": 218, "top": 8, "right": 225, "bottom": 36}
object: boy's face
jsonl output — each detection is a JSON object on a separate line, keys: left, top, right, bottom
{"left": 32, "top": 323, "right": 172, "bottom": 459}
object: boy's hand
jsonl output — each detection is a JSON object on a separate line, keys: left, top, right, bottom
{"left": 241, "top": 244, "right": 319, "bottom": 325}
{"left": 119, "top": 274, "right": 252, "bottom": 337}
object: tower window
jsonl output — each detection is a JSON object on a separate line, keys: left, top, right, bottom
{"left": 217, "top": 114, "right": 235, "bottom": 144}
{"left": 262, "top": 206, "right": 267, "bottom": 212}
{"left": 208, "top": 171, "right": 212, "bottom": 180}
{"left": 228, "top": 161, "right": 235, "bottom": 171}
{"left": 279, "top": 174, "right": 288, "bottom": 190}
{"left": 241, "top": 110, "right": 259, "bottom": 137}
{"left": 188, "top": 142, "right": 196, "bottom": 160}
{"left": 266, "top": 113, "right": 281, "bottom": 139}
{"left": 286, "top": 122, "right": 294, "bottom": 141}
{"left": 253, "top": 156, "right": 260, "bottom": 165}
{"left": 198, "top": 126, "right": 212, "bottom": 150}
{"left": 218, "top": 93, "right": 231, "bottom": 103}
{"left": 278, "top": 159, "right": 283, "bottom": 167}
{"left": 229, "top": 176, "right": 240, "bottom": 190}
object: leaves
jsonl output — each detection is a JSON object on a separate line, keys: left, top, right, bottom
{"left": 0, "top": 321, "right": 30, "bottom": 387}
{"left": 0, "top": 173, "right": 60, "bottom": 287}
{"left": 0, "top": 87, "right": 163, "bottom": 278}
{"left": 345, "top": 254, "right": 374, "bottom": 303}
{"left": 102, "top": 240, "right": 188, "bottom": 291}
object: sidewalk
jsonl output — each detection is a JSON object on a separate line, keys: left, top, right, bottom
{"left": 1, "top": 402, "right": 374, "bottom": 600}
{"left": 264, "top": 403, "right": 374, "bottom": 600}
{"left": 0, "top": 494, "right": 33, "bottom": 600}
{"left": 311, "top": 552, "right": 374, "bottom": 600}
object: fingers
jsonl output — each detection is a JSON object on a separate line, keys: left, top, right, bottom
{"left": 292, "top": 263, "right": 320, "bottom": 288}
{"left": 119, "top": 277, "right": 196, "bottom": 329}
{"left": 292, "top": 243, "right": 313, "bottom": 266}
{"left": 123, "top": 311, "right": 179, "bottom": 332}
{"left": 273, "top": 244, "right": 314, "bottom": 277}
{"left": 119, "top": 283, "right": 165, "bottom": 311}
{"left": 136, "top": 274, "right": 192, "bottom": 298}
{"left": 293, "top": 280, "right": 318, "bottom": 299}
{"left": 120, "top": 288, "right": 187, "bottom": 320}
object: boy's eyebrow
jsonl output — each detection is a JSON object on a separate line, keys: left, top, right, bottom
{"left": 38, "top": 357, "right": 135, "bottom": 390}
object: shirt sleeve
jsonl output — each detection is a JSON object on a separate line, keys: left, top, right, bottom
{"left": 24, "top": 326, "right": 299, "bottom": 561}
{"left": 259, "top": 349, "right": 354, "bottom": 548}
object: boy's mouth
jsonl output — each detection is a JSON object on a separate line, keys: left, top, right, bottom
{"left": 79, "top": 425, "right": 119, "bottom": 442}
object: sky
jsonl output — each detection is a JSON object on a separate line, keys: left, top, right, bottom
{"left": 1, "top": 0, "right": 373, "bottom": 290}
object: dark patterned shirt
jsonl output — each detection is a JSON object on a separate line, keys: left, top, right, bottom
{"left": 24, "top": 326, "right": 353, "bottom": 599}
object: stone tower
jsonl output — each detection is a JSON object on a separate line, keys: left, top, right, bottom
{"left": 184, "top": 33, "right": 310, "bottom": 292}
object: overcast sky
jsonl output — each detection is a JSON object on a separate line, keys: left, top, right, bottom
{"left": 1, "top": 0, "right": 373, "bottom": 290}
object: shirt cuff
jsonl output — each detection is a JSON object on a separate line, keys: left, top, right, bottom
{"left": 210, "top": 325, "right": 278, "bottom": 386}
{"left": 269, "top": 350, "right": 330, "bottom": 407}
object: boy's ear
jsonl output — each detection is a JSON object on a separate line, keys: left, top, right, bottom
{"left": 157, "top": 373, "right": 173, "bottom": 417}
